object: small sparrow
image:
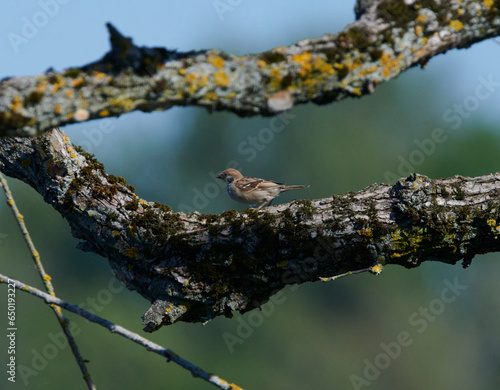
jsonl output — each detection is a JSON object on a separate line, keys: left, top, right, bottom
{"left": 217, "top": 169, "right": 309, "bottom": 209}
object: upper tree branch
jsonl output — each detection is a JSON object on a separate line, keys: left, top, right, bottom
{"left": 1, "top": 128, "right": 500, "bottom": 331}
{"left": 2, "top": 0, "right": 500, "bottom": 136}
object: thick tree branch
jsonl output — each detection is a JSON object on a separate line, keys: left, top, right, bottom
{"left": 1, "top": 128, "right": 499, "bottom": 331}
{"left": 1, "top": 0, "right": 500, "bottom": 136}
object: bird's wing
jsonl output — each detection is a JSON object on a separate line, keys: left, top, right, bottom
{"left": 235, "top": 177, "right": 267, "bottom": 192}
{"left": 255, "top": 179, "right": 284, "bottom": 189}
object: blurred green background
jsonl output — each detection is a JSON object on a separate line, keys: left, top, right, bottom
{"left": 2, "top": 1, "right": 500, "bottom": 389}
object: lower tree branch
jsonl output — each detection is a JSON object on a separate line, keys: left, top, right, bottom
{"left": 1, "top": 128, "right": 499, "bottom": 331}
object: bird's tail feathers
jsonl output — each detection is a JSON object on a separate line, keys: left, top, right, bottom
{"left": 286, "top": 185, "right": 309, "bottom": 189}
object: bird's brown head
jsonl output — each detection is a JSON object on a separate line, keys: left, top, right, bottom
{"left": 216, "top": 169, "right": 243, "bottom": 183}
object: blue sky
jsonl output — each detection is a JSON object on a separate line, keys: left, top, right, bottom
{"left": 1, "top": 1, "right": 352, "bottom": 76}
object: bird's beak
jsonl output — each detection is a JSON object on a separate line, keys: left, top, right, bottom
{"left": 216, "top": 173, "right": 223, "bottom": 179}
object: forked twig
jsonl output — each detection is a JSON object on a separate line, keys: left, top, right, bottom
{"left": 0, "top": 273, "right": 242, "bottom": 390}
{"left": 0, "top": 171, "right": 95, "bottom": 389}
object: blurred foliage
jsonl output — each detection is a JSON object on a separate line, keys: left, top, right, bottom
{"left": 2, "top": 32, "right": 500, "bottom": 390}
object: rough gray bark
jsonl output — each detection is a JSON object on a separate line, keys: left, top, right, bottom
{"left": 1, "top": 0, "right": 500, "bottom": 136}
{"left": 1, "top": 128, "right": 499, "bottom": 331}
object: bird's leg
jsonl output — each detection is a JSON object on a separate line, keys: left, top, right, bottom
{"left": 256, "top": 201, "right": 268, "bottom": 209}
{"left": 266, "top": 199, "right": 274, "bottom": 207}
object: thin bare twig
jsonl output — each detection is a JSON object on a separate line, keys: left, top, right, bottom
{"left": 0, "top": 171, "right": 96, "bottom": 389}
{"left": 0, "top": 273, "right": 243, "bottom": 390}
